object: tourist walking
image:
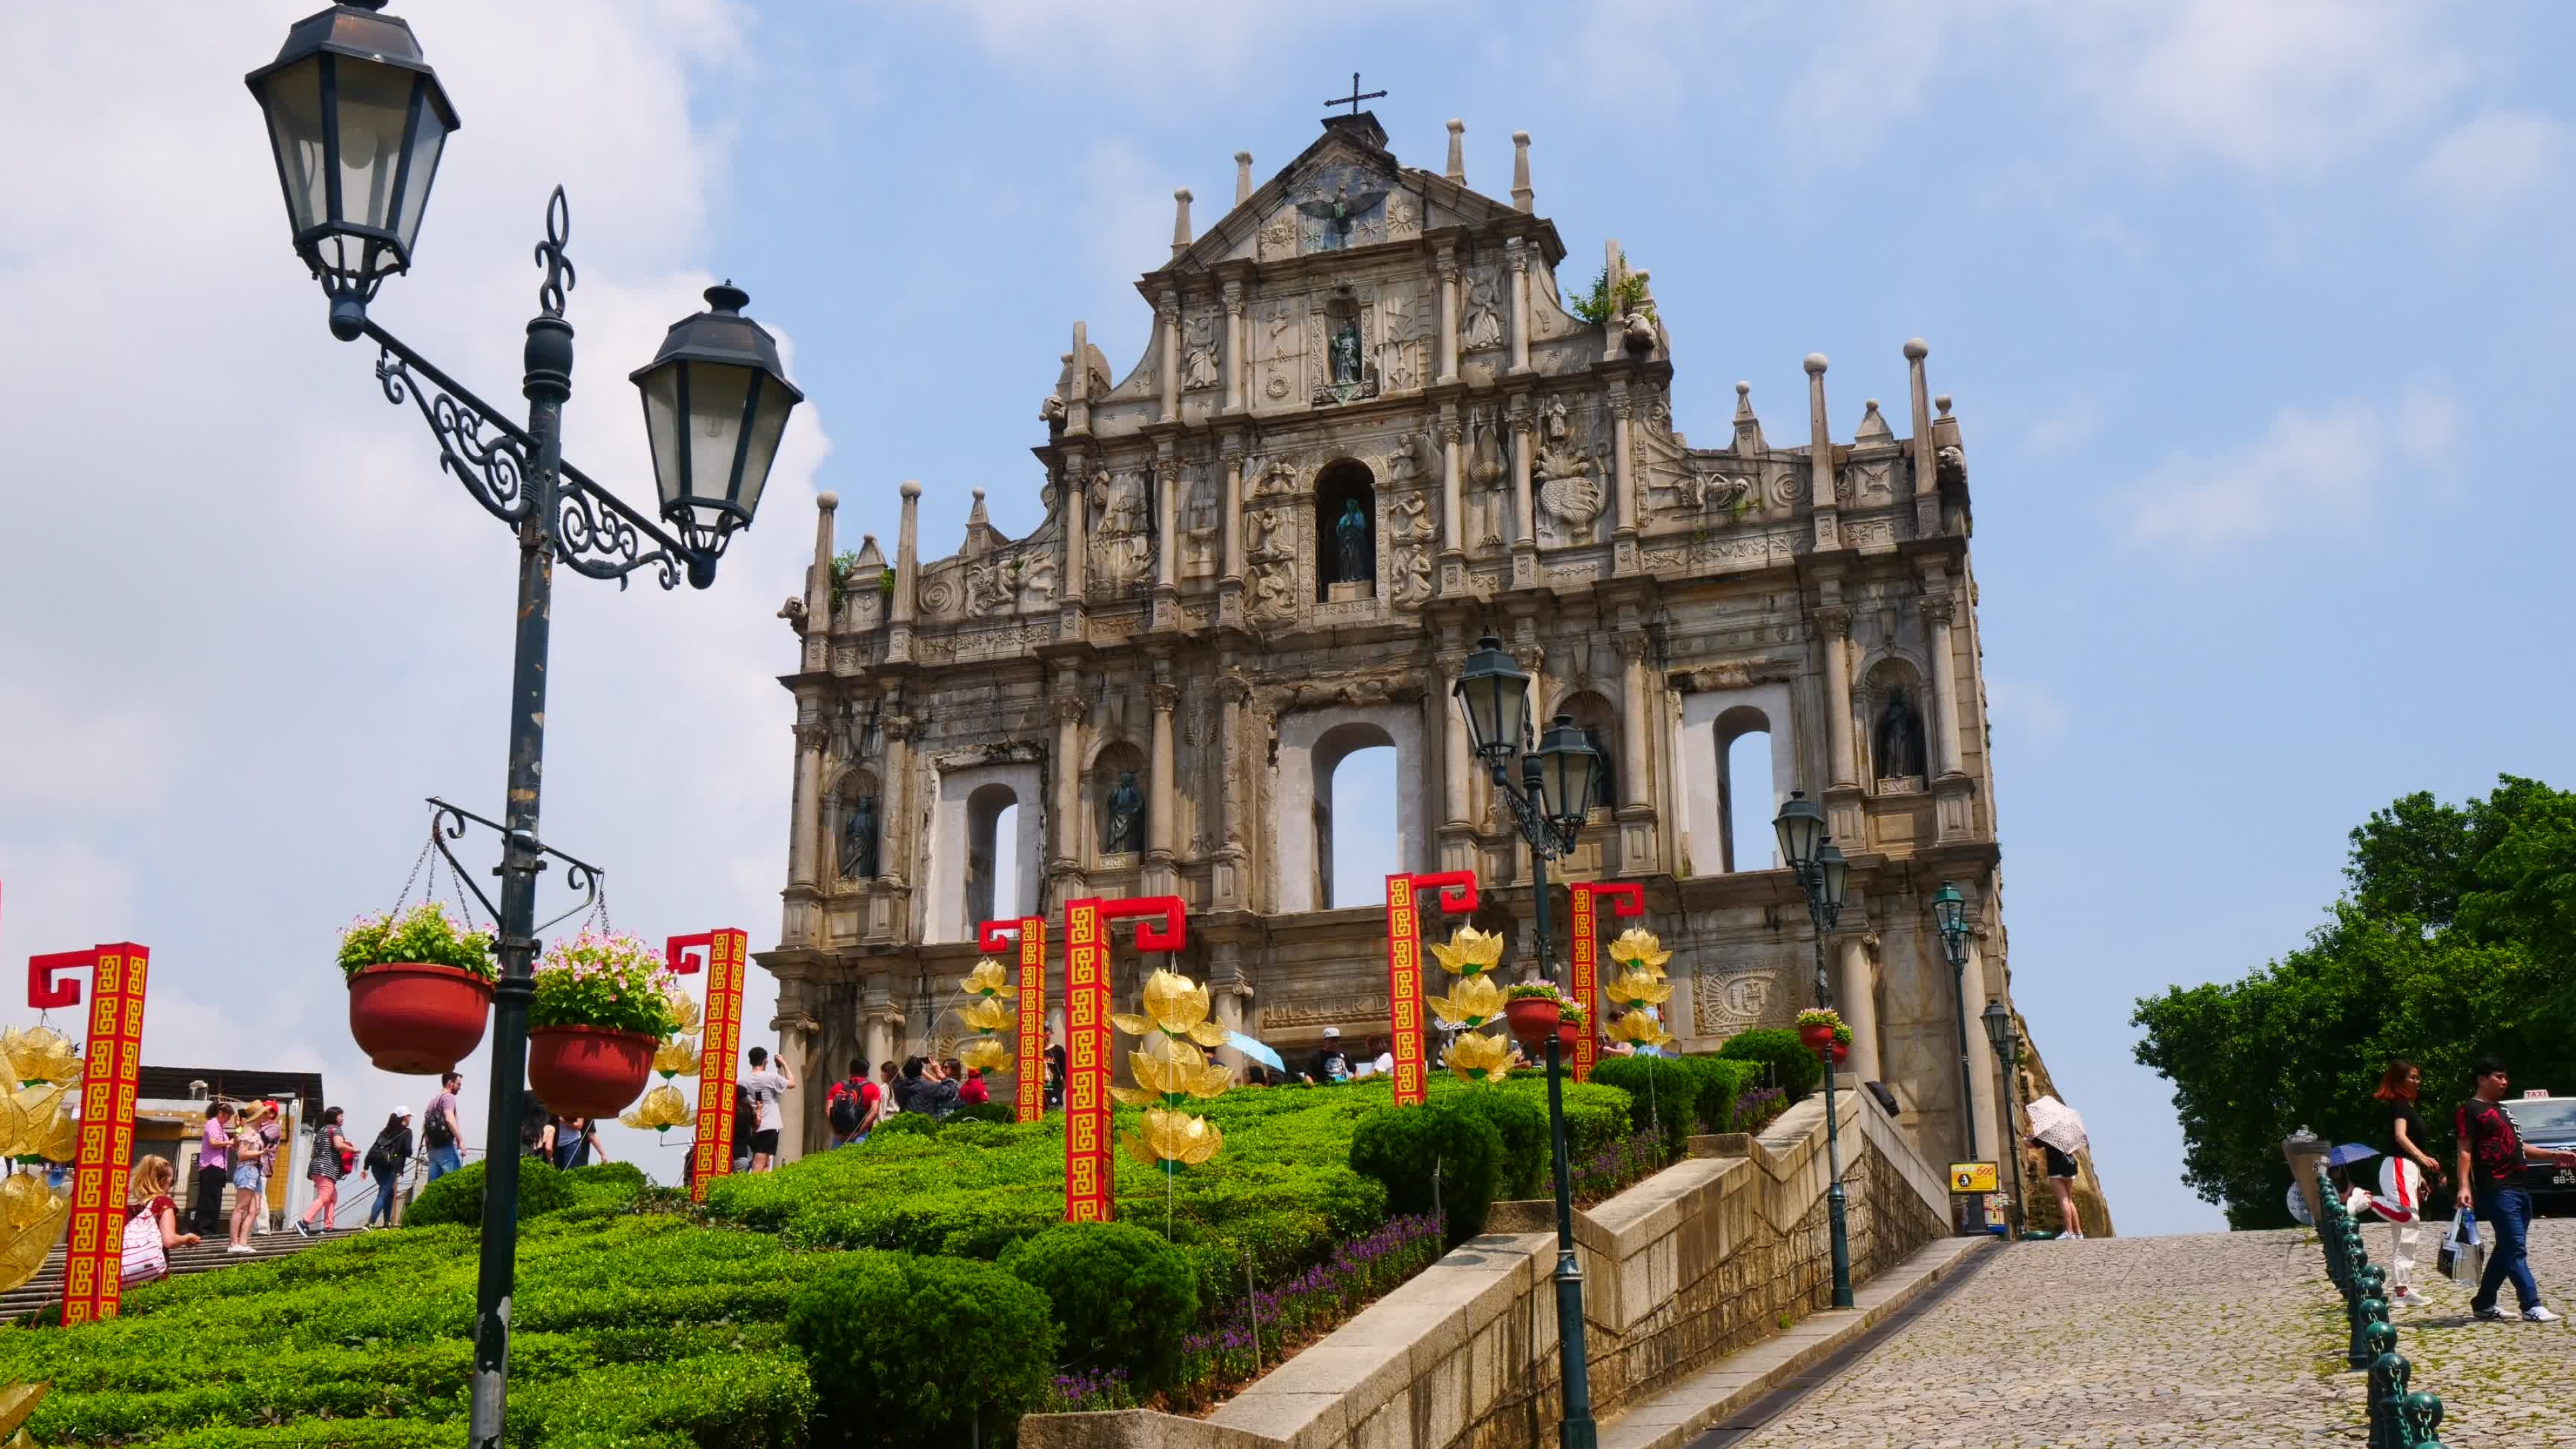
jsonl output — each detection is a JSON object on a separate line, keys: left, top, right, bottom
{"left": 362, "top": 1111, "right": 411, "bottom": 1229}
{"left": 741, "top": 1045, "right": 796, "bottom": 1171}
{"left": 1302, "top": 1026, "right": 1350, "bottom": 1084}
{"left": 193, "top": 1102, "right": 235, "bottom": 1238}
{"left": 227, "top": 1102, "right": 275, "bottom": 1253}
{"left": 423, "top": 1072, "right": 465, "bottom": 1181}
{"left": 2454, "top": 1056, "right": 2576, "bottom": 1322}
{"left": 2370, "top": 1059, "right": 2444, "bottom": 1305}
{"left": 297, "top": 1107, "right": 350, "bottom": 1236}
{"left": 121, "top": 1155, "right": 199, "bottom": 1287}
{"left": 551, "top": 1116, "right": 607, "bottom": 1171}
{"left": 2025, "top": 1094, "right": 2088, "bottom": 1238}
{"left": 877, "top": 1059, "right": 904, "bottom": 1115}
{"left": 825, "top": 1059, "right": 878, "bottom": 1148}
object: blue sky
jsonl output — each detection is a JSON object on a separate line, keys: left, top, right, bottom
{"left": 2, "top": 1, "right": 2571, "bottom": 1232}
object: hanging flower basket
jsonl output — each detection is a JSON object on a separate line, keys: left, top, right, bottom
{"left": 1796, "top": 1008, "right": 1843, "bottom": 1054}
{"left": 526, "top": 931, "right": 681, "bottom": 1118}
{"left": 349, "top": 964, "right": 494, "bottom": 1075}
{"left": 1829, "top": 1040, "right": 1850, "bottom": 1065}
{"left": 339, "top": 905, "right": 500, "bottom": 1075}
{"left": 529, "top": 1026, "right": 659, "bottom": 1117}
{"left": 1503, "top": 987, "right": 1564, "bottom": 1051}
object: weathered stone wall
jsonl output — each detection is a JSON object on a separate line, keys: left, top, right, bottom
{"left": 1025, "top": 1081, "right": 1948, "bottom": 1449}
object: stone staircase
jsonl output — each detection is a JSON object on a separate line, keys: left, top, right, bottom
{"left": 0, "top": 1228, "right": 360, "bottom": 1324}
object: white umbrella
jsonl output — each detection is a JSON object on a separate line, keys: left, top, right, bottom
{"left": 2025, "top": 1095, "right": 2088, "bottom": 1156}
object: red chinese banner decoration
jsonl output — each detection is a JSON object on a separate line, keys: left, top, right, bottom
{"left": 1061, "top": 895, "right": 1187, "bottom": 1223}
{"left": 1380, "top": 871, "right": 1477, "bottom": 1107}
{"left": 1566, "top": 884, "right": 1644, "bottom": 1083}
{"left": 46, "top": 943, "right": 149, "bottom": 1327}
{"left": 979, "top": 916, "right": 1049, "bottom": 1124}
{"left": 670, "top": 928, "right": 748, "bottom": 1201}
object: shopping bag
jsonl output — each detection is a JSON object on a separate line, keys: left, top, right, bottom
{"left": 2436, "top": 1208, "right": 2483, "bottom": 1285}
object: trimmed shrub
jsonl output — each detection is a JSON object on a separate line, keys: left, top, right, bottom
{"left": 1449, "top": 1087, "right": 1548, "bottom": 1199}
{"left": 1347, "top": 1102, "right": 1502, "bottom": 1244}
{"left": 789, "top": 1251, "right": 1058, "bottom": 1448}
{"left": 1680, "top": 1055, "right": 1754, "bottom": 1134}
{"left": 1715, "top": 1028, "right": 1822, "bottom": 1101}
{"left": 947, "top": 1099, "right": 1016, "bottom": 1126}
{"left": 1001, "top": 1222, "right": 1199, "bottom": 1390}
{"left": 872, "top": 1110, "right": 940, "bottom": 1140}
{"left": 1589, "top": 1055, "right": 1701, "bottom": 1159}
{"left": 402, "top": 1157, "right": 573, "bottom": 1228}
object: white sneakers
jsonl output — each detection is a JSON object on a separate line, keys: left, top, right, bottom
{"left": 2524, "top": 1305, "right": 2563, "bottom": 1323}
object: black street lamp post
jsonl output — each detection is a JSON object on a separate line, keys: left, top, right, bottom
{"left": 1451, "top": 636, "right": 1603, "bottom": 1449}
{"left": 246, "top": 7, "right": 804, "bottom": 1446}
{"left": 1772, "top": 791, "right": 1854, "bottom": 1308}
{"left": 1981, "top": 998, "right": 2025, "bottom": 1238}
{"left": 1930, "top": 881, "right": 1976, "bottom": 1159}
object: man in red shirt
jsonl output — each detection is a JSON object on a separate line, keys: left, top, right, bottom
{"left": 957, "top": 1067, "right": 989, "bottom": 1107}
{"left": 2454, "top": 1057, "right": 2576, "bottom": 1322}
{"left": 824, "top": 1057, "right": 879, "bottom": 1148}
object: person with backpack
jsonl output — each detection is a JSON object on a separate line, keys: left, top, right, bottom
{"left": 423, "top": 1072, "right": 465, "bottom": 1181}
{"left": 362, "top": 1111, "right": 412, "bottom": 1230}
{"left": 225, "top": 1102, "right": 276, "bottom": 1254}
{"left": 825, "top": 1058, "right": 879, "bottom": 1148}
{"left": 295, "top": 1106, "right": 351, "bottom": 1237}
{"left": 122, "top": 1155, "right": 199, "bottom": 1287}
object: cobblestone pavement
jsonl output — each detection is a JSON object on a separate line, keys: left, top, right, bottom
{"left": 1730, "top": 1219, "right": 2576, "bottom": 1448}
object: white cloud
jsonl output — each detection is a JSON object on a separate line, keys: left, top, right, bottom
{"left": 2412, "top": 110, "right": 2575, "bottom": 218}
{"left": 0, "top": 1, "right": 817, "bottom": 1183}
{"left": 2122, "top": 388, "right": 2457, "bottom": 551}
{"left": 1984, "top": 678, "right": 2069, "bottom": 749}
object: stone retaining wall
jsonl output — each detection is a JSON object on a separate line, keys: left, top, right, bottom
{"left": 1026, "top": 1081, "right": 1950, "bottom": 1449}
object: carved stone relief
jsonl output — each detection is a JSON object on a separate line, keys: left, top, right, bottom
{"left": 1460, "top": 268, "right": 1506, "bottom": 352}
{"left": 1086, "top": 468, "right": 1152, "bottom": 594}
{"left": 1181, "top": 311, "right": 1222, "bottom": 391}
{"left": 1692, "top": 965, "right": 1787, "bottom": 1037}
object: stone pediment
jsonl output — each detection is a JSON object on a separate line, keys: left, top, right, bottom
{"left": 1159, "top": 113, "right": 1553, "bottom": 278}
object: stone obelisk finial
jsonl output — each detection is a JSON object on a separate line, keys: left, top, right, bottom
{"left": 1171, "top": 188, "right": 1193, "bottom": 258}
{"left": 1445, "top": 119, "right": 1466, "bottom": 183}
{"left": 1234, "top": 152, "right": 1253, "bottom": 205}
{"left": 1511, "top": 131, "right": 1534, "bottom": 212}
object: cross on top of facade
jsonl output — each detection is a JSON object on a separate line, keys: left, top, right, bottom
{"left": 1324, "top": 72, "right": 1387, "bottom": 117}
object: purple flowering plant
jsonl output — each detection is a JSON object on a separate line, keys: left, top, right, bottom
{"left": 1731, "top": 1085, "right": 1788, "bottom": 1134}
{"left": 1148, "top": 1213, "right": 1446, "bottom": 1414}
{"left": 336, "top": 902, "right": 498, "bottom": 983}
{"left": 529, "top": 930, "right": 681, "bottom": 1037}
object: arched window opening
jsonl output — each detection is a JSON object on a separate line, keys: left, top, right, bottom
{"left": 1313, "top": 460, "right": 1378, "bottom": 600}
{"left": 1556, "top": 691, "right": 1621, "bottom": 813}
{"left": 989, "top": 804, "right": 1019, "bottom": 922}
{"left": 965, "top": 783, "right": 1017, "bottom": 929}
{"left": 1313, "top": 720, "right": 1398, "bottom": 910}
{"left": 1715, "top": 706, "right": 1774, "bottom": 873}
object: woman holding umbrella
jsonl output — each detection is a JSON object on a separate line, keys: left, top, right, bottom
{"left": 2025, "top": 1095, "right": 2087, "bottom": 1239}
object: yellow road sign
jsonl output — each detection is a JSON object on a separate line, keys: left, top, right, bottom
{"left": 1949, "top": 1161, "right": 1999, "bottom": 1193}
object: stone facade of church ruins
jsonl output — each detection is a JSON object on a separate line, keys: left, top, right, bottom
{"left": 758, "top": 111, "right": 2100, "bottom": 1222}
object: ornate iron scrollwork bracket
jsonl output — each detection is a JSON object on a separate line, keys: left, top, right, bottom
{"left": 427, "top": 796, "right": 605, "bottom": 940}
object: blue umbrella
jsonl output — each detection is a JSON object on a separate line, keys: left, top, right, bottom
{"left": 2328, "top": 1142, "right": 2380, "bottom": 1168}
{"left": 1226, "top": 1032, "right": 1286, "bottom": 1074}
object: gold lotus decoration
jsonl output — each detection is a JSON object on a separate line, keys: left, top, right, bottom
{"left": 0, "top": 1381, "right": 46, "bottom": 1448}
{"left": 955, "top": 959, "right": 1018, "bottom": 1087}
{"left": 1448, "top": 1030, "right": 1513, "bottom": 1085}
{"left": 619, "top": 1082, "right": 692, "bottom": 1134}
{"left": 5, "top": 1086, "right": 77, "bottom": 1164}
{"left": 1112, "top": 969, "right": 1230, "bottom": 1169}
{"left": 0, "top": 1029, "right": 80, "bottom": 1089}
{"left": 1426, "top": 924, "right": 1505, "bottom": 977}
{"left": 662, "top": 989, "right": 704, "bottom": 1037}
{"left": 1124, "top": 1107, "right": 1223, "bottom": 1167}
{"left": 652, "top": 1037, "right": 702, "bottom": 1079}
{"left": 1601, "top": 967, "right": 1671, "bottom": 1009}
{"left": 1426, "top": 973, "right": 1503, "bottom": 1030}
{"left": 0, "top": 1168, "right": 70, "bottom": 1299}
{"left": 1607, "top": 928, "right": 1672, "bottom": 977}
{"left": 1605, "top": 1010, "right": 1676, "bottom": 1052}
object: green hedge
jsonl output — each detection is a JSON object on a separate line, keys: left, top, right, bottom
{"left": 1715, "top": 1028, "right": 1822, "bottom": 1101}
{"left": 790, "top": 1251, "right": 1056, "bottom": 1448}
{"left": 1000, "top": 1222, "right": 1198, "bottom": 1391}
{"left": 1588, "top": 1056, "right": 1703, "bottom": 1158}
{"left": 1348, "top": 1102, "right": 1503, "bottom": 1244}
{"left": 1449, "top": 1087, "right": 1548, "bottom": 1199}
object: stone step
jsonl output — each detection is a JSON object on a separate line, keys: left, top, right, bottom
{"left": 0, "top": 1228, "right": 360, "bottom": 1324}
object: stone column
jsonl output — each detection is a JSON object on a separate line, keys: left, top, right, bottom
{"left": 1146, "top": 680, "right": 1179, "bottom": 893}
{"left": 1617, "top": 637, "right": 1651, "bottom": 817}
{"left": 800, "top": 491, "right": 836, "bottom": 671}
{"left": 1214, "top": 671, "right": 1251, "bottom": 907}
{"left": 1505, "top": 239, "right": 1532, "bottom": 376}
{"left": 1060, "top": 446, "right": 1088, "bottom": 607}
{"left": 1925, "top": 591, "right": 1964, "bottom": 778}
{"left": 880, "top": 714, "right": 916, "bottom": 890}
{"left": 1806, "top": 354, "right": 1839, "bottom": 551}
{"left": 786, "top": 714, "right": 826, "bottom": 893}
{"left": 1050, "top": 691, "right": 1086, "bottom": 875}
{"left": 1234, "top": 151, "right": 1254, "bottom": 205}
{"left": 1838, "top": 936, "right": 1882, "bottom": 1082}
{"left": 1510, "top": 130, "right": 1534, "bottom": 212}
{"left": 1440, "top": 651, "right": 1477, "bottom": 873}
{"left": 1444, "top": 119, "right": 1466, "bottom": 183}
{"left": 1965, "top": 933, "right": 2002, "bottom": 1166}
{"left": 888, "top": 480, "right": 920, "bottom": 663}
{"left": 1170, "top": 187, "right": 1191, "bottom": 259}
{"left": 1509, "top": 399, "right": 1536, "bottom": 545}
{"left": 1158, "top": 290, "right": 1180, "bottom": 423}
{"left": 1224, "top": 282, "right": 1247, "bottom": 414}
{"left": 1817, "top": 604, "right": 1856, "bottom": 787}
{"left": 1155, "top": 456, "right": 1179, "bottom": 591}
{"left": 1440, "top": 408, "right": 1464, "bottom": 555}
{"left": 1220, "top": 445, "right": 1245, "bottom": 580}
{"left": 1610, "top": 388, "right": 1636, "bottom": 534}
{"left": 1436, "top": 248, "right": 1460, "bottom": 385}
{"left": 861, "top": 1001, "right": 895, "bottom": 1083}
{"left": 1212, "top": 972, "right": 1248, "bottom": 1075}
{"left": 1905, "top": 337, "right": 1938, "bottom": 536}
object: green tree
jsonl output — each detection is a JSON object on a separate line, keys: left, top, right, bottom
{"left": 2136, "top": 776, "right": 2576, "bottom": 1228}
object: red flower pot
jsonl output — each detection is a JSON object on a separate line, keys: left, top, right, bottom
{"left": 1556, "top": 1020, "right": 1586, "bottom": 1051}
{"left": 1829, "top": 1040, "right": 1850, "bottom": 1065}
{"left": 347, "top": 963, "right": 494, "bottom": 1075}
{"left": 1505, "top": 997, "right": 1562, "bottom": 1051}
{"left": 527, "top": 1026, "right": 657, "bottom": 1118}
{"left": 1799, "top": 1022, "right": 1837, "bottom": 1053}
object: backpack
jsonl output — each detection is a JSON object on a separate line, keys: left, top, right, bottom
{"left": 827, "top": 1083, "right": 865, "bottom": 1136}
{"left": 119, "top": 1205, "right": 168, "bottom": 1285}
{"left": 422, "top": 1111, "right": 454, "bottom": 1150}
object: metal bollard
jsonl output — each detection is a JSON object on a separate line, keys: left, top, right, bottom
{"left": 2349, "top": 1265, "right": 2387, "bottom": 1371}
